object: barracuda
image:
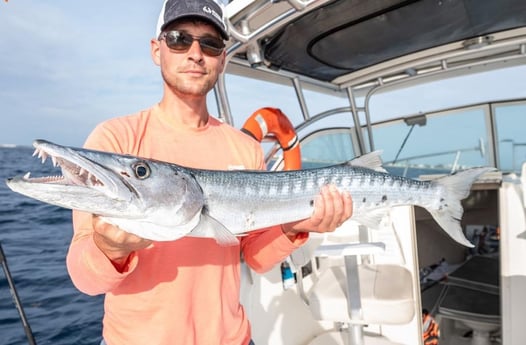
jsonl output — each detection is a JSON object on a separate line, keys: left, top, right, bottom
{"left": 6, "top": 140, "right": 492, "bottom": 247}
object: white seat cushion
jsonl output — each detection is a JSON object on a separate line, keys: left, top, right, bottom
{"left": 308, "top": 264, "right": 415, "bottom": 324}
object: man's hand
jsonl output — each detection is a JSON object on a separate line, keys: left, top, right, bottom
{"left": 281, "top": 185, "right": 353, "bottom": 241}
{"left": 92, "top": 216, "right": 152, "bottom": 271}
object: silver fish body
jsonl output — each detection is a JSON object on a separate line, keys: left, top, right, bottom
{"left": 6, "top": 140, "right": 492, "bottom": 246}
{"left": 191, "top": 164, "right": 485, "bottom": 246}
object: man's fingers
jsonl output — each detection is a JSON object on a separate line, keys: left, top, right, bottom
{"left": 342, "top": 191, "right": 353, "bottom": 222}
{"left": 310, "top": 194, "right": 325, "bottom": 228}
{"left": 312, "top": 185, "right": 347, "bottom": 232}
{"left": 327, "top": 185, "right": 345, "bottom": 230}
{"left": 282, "top": 185, "right": 354, "bottom": 236}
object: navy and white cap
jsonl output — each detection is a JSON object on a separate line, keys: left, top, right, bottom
{"left": 156, "top": 0, "right": 229, "bottom": 40}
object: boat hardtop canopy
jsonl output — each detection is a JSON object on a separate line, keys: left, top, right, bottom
{"left": 222, "top": 0, "right": 526, "bottom": 98}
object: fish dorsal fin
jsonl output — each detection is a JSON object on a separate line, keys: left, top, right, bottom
{"left": 347, "top": 150, "right": 386, "bottom": 173}
{"left": 188, "top": 212, "right": 240, "bottom": 246}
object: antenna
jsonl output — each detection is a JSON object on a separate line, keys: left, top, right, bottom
{"left": 0, "top": 242, "right": 37, "bottom": 345}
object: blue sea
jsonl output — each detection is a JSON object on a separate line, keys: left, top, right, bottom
{"left": 0, "top": 146, "right": 104, "bottom": 345}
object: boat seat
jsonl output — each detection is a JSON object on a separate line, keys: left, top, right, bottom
{"left": 302, "top": 240, "right": 415, "bottom": 345}
{"left": 308, "top": 263, "right": 415, "bottom": 325}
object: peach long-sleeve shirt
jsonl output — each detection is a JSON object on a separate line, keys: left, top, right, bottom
{"left": 66, "top": 105, "right": 307, "bottom": 345}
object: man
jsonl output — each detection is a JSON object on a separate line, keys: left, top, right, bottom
{"left": 66, "top": 1, "right": 353, "bottom": 344}
{"left": 422, "top": 309, "right": 440, "bottom": 345}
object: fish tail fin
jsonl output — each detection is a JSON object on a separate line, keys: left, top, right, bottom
{"left": 428, "top": 167, "right": 494, "bottom": 247}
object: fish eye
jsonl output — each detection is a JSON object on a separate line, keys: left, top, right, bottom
{"left": 133, "top": 161, "right": 151, "bottom": 179}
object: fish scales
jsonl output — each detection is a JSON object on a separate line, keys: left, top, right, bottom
{"left": 191, "top": 165, "right": 439, "bottom": 233}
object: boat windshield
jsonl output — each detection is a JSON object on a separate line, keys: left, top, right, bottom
{"left": 297, "top": 99, "right": 526, "bottom": 177}
{"left": 224, "top": 74, "right": 525, "bottom": 177}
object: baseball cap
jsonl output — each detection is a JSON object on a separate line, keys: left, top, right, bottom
{"left": 156, "top": 0, "right": 229, "bottom": 40}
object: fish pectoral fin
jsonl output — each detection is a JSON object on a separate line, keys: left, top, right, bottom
{"left": 353, "top": 209, "right": 390, "bottom": 229}
{"left": 189, "top": 213, "right": 240, "bottom": 246}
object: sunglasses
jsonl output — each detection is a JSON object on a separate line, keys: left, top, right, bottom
{"left": 159, "top": 30, "right": 225, "bottom": 57}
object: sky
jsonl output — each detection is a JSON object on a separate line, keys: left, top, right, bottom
{"left": 1, "top": 0, "right": 525, "bottom": 147}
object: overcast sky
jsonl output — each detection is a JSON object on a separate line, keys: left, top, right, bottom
{"left": 1, "top": 1, "right": 163, "bottom": 146}
{"left": 1, "top": 1, "right": 525, "bottom": 147}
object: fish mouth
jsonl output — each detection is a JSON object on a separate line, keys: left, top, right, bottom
{"left": 18, "top": 139, "right": 122, "bottom": 199}
{"left": 29, "top": 144, "right": 103, "bottom": 187}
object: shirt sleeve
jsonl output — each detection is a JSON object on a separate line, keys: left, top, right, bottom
{"left": 66, "top": 121, "right": 137, "bottom": 295}
{"left": 67, "top": 210, "right": 138, "bottom": 295}
{"left": 240, "top": 226, "right": 308, "bottom": 273}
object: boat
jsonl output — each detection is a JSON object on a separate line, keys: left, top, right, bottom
{"left": 210, "top": 1, "right": 526, "bottom": 344}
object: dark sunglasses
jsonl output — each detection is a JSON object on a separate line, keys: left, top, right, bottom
{"left": 159, "top": 30, "right": 225, "bottom": 57}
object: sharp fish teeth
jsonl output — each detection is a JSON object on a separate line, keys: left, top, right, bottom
{"left": 32, "top": 148, "right": 58, "bottom": 166}
{"left": 24, "top": 172, "right": 31, "bottom": 179}
{"left": 88, "top": 173, "right": 96, "bottom": 185}
{"left": 37, "top": 150, "right": 48, "bottom": 164}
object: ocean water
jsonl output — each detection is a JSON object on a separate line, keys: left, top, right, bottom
{"left": 0, "top": 147, "right": 104, "bottom": 345}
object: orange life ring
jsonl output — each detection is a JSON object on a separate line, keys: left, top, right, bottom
{"left": 241, "top": 107, "right": 301, "bottom": 170}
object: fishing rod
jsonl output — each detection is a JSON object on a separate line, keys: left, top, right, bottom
{"left": 0, "top": 241, "right": 37, "bottom": 345}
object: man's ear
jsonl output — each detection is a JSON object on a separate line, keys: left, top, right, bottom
{"left": 218, "top": 50, "right": 226, "bottom": 73}
{"left": 151, "top": 39, "right": 161, "bottom": 66}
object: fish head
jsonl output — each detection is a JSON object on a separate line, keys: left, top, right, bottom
{"left": 6, "top": 140, "right": 205, "bottom": 239}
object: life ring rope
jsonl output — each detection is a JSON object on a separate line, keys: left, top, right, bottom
{"left": 241, "top": 107, "right": 301, "bottom": 170}
{"left": 282, "top": 134, "right": 299, "bottom": 152}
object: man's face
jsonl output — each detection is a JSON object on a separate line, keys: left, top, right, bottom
{"left": 153, "top": 20, "right": 226, "bottom": 98}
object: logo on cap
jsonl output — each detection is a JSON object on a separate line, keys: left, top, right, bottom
{"left": 203, "top": 5, "right": 223, "bottom": 24}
